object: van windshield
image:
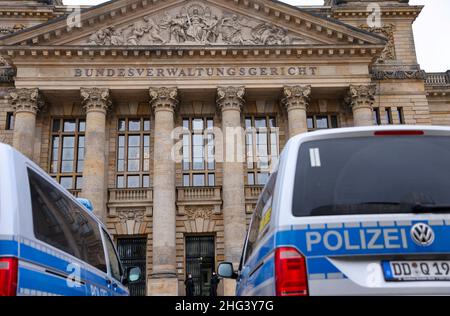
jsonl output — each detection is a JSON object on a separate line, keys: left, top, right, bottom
{"left": 292, "top": 135, "right": 450, "bottom": 217}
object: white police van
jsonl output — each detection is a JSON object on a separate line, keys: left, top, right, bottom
{"left": 0, "top": 143, "right": 141, "bottom": 296}
{"left": 219, "top": 125, "right": 450, "bottom": 296}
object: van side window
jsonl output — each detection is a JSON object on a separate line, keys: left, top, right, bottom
{"left": 102, "top": 229, "right": 122, "bottom": 282}
{"left": 243, "top": 171, "right": 277, "bottom": 264}
{"left": 28, "top": 168, "right": 107, "bottom": 273}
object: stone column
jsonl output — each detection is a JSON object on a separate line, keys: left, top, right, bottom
{"left": 282, "top": 85, "right": 311, "bottom": 137}
{"left": 80, "top": 88, "right": 111, "bottom": 222}
{"left": 10, "top": 88, "right": 43, "bottom": 159}
{"left": 148, "top": 87, "right": 178, "bottom": 296}
{"left": 347, "top": 84, "right": 376, "bottom": 126}
{"left": 217, "top": 86, "right": 247, "bottom": 296}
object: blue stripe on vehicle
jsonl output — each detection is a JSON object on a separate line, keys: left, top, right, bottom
{"left": 0, "top": 240, "right": 18, "bottom": 257}
{"left": 19, "top": 267, "right": 86, "bottom": 296}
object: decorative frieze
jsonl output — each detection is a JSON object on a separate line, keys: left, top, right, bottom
{"left": 372, "top": 69, "right": 427, "bottom": 80}
{"left": 216, "top": 86, "right": 245, "bottom": 111}
{"left": 282, "top": 85, "right": 311, "bottom": 111}
{"left": 185, "top": 207, "right": 213, "bottom": 220}
{"left": 10, "top": 88, "right": 43, "bottom": 114}
{"left": 80, "top": 87, "right": 111, "bottom": 113}
{"left": 149, "top": 87, "right": 178, "bottom": 112}
{"left": 346, "top": 84, "right": 376, "bottom": 110}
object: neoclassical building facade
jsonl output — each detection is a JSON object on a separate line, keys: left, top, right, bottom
{"left": 0, "top": 0, "right": 449, "bottom": 296}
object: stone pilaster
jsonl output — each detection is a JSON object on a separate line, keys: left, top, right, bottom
{"left": 347, "top": 84, "right": 376, "bottom": 126}
{"left": 282, "top": 85, "right": 311, "bottom": 137}
{"left": 217, "top": 86, "right": 246, "bottom": 296}
{"left": 10, "top": 88, "right": 43, "bottom": 159}
{"left": 148, "top": 87, "right": 179, "bottom": 296}
{"left": 80, "top": 87, "right": 111, "bottom": 221}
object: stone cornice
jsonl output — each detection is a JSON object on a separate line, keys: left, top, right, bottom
{"left": 80, "top": 87, "right": 111, "bottom": 114}
{"left": 0, "top": 0, "right": 387, "bottom": 47}
{"left": 332, "top": 5, "right": 423, "bottom": 21}
{"left": 282, "top": 85, "right": 311, "bottom": 112}
{"left": 0, "top": 44, "right": 386, "bottom": 60}
{"left": 216, "top": 86, "right": 245, "bottom": 112}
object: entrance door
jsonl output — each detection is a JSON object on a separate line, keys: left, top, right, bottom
{"left": 117, "top": 237, "right": 147, "bottom": 296}
{"left": 185, "top": 236, "right": 215, "bottom": 296}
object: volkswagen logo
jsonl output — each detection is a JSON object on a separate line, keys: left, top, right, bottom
{"left": 410, "top": 223, "right": 435, "bottom": 247}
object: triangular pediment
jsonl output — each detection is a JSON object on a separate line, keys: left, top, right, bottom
{"left": 0, "top": 0, "right": 387, "bottom": 48}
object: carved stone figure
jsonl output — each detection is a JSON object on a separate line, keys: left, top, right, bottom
{"left": 85, "top": 3, "right": 293, "bottom": 46}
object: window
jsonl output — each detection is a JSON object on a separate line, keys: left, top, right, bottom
{"left": 373, "top": 108, "right": 381, "bottom": 125}
{"left": 182, "top": 118, "right": 215, "bottom": 187}
{"left": 50, "top": 118, "right": 85, "bottom": 190}
{"left": 5, "top": 112, "right": 14, "bottom": 130}
{"left": 385, "top": 107, "right": 393, "bottom": 124}
{"left": 307, "top": 114, "right": 338, "bottom": 131}
{"left": 28, "top": 168, "right": 107, "bottom": 272}
{"left": 116, "top": 118, "right": 151, "bottom": 188}
{"left": 103, "top": 229, "right": 122, "bottom": 282}
{"left": 292, "top": 136, "right": 450, "bottom": 217}
{"left": 396, "top": 107, "right": 405, "bottom": 124}
{"left": 245, "top": 116, "right": 279, "bottom": 185}
{"left": 243, "top": 172, "right": 277, "bottom": 263}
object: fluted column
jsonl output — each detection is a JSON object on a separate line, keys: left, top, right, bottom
{"left": 282, "top": 85, "right": 311, "bottom": 137}
{"left": 148, "top": 87, "right": 178, "bottom": 296}
{"left": 217, "top": 86, "right": 246, "bottom": 296}
{"left": 80, "top": 88, "right": 111, "bottom": 221}
{"left": 10, "top": 88, "right": 43, "bottom": 159}
{"left": 347, "top": 84, "right": 376, "bottom": 126}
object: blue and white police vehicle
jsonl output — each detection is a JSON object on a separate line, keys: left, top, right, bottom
{"left": 0, "top": 143, "right": 141, "bottom": 296}
{"left": 218, "top": 125, "right": 450, "bottom": 296}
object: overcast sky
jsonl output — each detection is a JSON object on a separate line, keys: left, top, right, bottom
{"left": 62, "top": 0, "right": 449, "bottom": 72}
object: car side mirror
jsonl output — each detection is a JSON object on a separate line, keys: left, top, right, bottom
{"left": 218, "top": 262, "right": 237, "bottom": 279}
{"left": 123, "top": 266, "right": 142, "bottom": 285}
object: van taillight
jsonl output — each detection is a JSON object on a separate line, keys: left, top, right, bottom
{"left": 0, "top": 258, "right": 18, "bottom": 296}
{"left": 374, "top": 130, "right": 424, "bottom": 136}
{"left": 275, "top": 247, "right": 308, "bottom": 296}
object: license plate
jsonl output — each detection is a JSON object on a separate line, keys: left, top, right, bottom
{"left": 382, "top": 260, "right": 450, "bottom": 281}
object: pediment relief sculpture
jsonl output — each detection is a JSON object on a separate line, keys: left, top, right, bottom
{"left": 85, "top": 3, "right": 305, "bottom": 46}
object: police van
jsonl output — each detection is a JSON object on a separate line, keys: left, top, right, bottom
{"left": 0, "top": 143, "right": 141, "bottom": 296}
{"left": 218, "top": 125, "right": 450, "bottom": 296}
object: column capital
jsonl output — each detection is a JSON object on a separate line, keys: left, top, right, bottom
{"left": 216, "top": 86, "right": 245, "bottom": 112}
{"left": 282, "top": 85, "right": 311, "bottom": 111}
{"left": 81, "top": 87, "right": 111, "bottom": 114}
{"left": 346, "top": 84, "right": 376, "bottom": 110}
{"left": 149, "top": 87, "right": 178, "bottom": 113}
{"left": 10, "top": 88, "right": 43, "bottom": 115}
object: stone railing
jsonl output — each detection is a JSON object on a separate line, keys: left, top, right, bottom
{"left": 108, "top": 188, "right": 153, "bottom": 217}
{"left": 176, "top": 186, "right": 222, "bottom": 215}
{"left": 245, "top": 185, "right": 264, "bottom": 200}
{"left": 426, "top": 72, "right": 450, "bottom": 86}
{"left": 109, "top": 188, "right": 153, "bottom": 203}
{"left": 245, "top": 185, "right": 264, "bottom": 214}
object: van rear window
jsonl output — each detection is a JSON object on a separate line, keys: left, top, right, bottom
{"left": 292, "top": 136, "right": 450, "bottom": 217}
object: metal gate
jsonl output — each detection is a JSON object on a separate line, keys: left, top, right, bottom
{"left": 185, "top": 236, "right": 215, "bottom": 296}
{"left": 117, "top": 237, "right": 147, "bottom": 296}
